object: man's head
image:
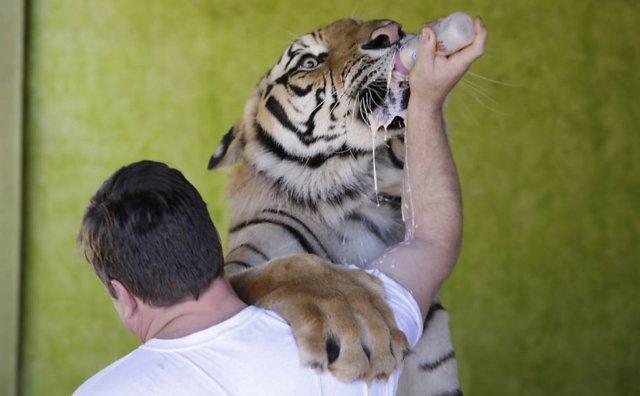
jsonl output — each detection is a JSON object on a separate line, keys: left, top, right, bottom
{"left": 79, "top": 160, "right": 224, "bottom": 332}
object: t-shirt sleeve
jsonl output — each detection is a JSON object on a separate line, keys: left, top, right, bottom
{"left": 364, "top": 267, "right": 424, "bottom": 348}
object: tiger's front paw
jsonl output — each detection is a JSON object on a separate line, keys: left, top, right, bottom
{"left": 230, "top": 254, "right": 410, "bottom": 383}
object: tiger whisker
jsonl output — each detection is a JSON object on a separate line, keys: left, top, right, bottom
{"left": 461, "top": 78, "right": 499, "bottom": 105}
{"left": 461, "top": 83, "right": 509, "bottom": 116}
{"left": 274, "top": 26, "right": 302, "bottom": 40}
{"left": 467, "top": 70, "right": 519, "bottom": 87}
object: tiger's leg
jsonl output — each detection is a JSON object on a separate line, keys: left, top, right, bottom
{"left": 224, "top": 213, "right": 407, "bottom": 382}
{"left": 397, "top": 302, "right": 461, "bottom": 396}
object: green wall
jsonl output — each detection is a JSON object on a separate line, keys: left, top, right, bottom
{"left": 0, "top": 1, "right": 24, "bottom": 395}
{"left": 21, "top": 0, "right": 639, "bottom": 395}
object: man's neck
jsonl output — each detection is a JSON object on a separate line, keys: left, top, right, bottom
{"left": 141, "top": 277, "right": 247, "bottom": 342}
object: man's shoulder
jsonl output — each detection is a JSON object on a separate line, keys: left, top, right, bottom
{"left": 73, "top": 307, "right": 293, "bottom": 396}
{"left": 73, "top": 348, "right": 154, "bottom": 395}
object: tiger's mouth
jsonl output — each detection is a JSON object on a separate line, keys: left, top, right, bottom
{"left": 354, "top": 25, "right": 420, "bottom": 133}
{"left": 356, "top": 47, "right": 412, "bottom": 132}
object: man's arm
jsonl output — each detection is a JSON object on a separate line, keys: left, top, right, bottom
{"left": 370, "top": 19, "right": 487, "bottom": 318}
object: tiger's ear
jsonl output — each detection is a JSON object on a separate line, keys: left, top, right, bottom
{"left": 207, "top": 123, "right": 245, "bottom": 170}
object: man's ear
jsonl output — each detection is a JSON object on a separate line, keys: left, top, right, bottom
{"left": 207, "top": 121, "right": 246, "bottom": 170}
{"left": 110, "top": 279, "right": 138, "bottom": 319}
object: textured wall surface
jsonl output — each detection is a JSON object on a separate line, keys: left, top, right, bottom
{"left": 21, "top": 0, "right": 639, "bottom": 394}
{"left": 0, "top": 1, "right": 23, "bottom": 395}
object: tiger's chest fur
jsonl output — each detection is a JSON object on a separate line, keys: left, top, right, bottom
{"left": 224, "top": 137, "right": 406, "bottom": 272}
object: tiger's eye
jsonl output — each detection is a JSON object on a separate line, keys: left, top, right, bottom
{"left": 302, "top": 58, "right": 319, "bottom": 69}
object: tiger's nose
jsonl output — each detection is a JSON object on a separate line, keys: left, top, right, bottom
{"left": 369, "top": 22, "right": 402, "bottom": 46}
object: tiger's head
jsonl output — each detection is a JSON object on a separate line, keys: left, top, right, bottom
{"left": 209, "top": 19, "right": 413, "bottom": 165}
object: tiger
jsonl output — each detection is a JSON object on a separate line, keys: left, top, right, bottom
{"left": 208, "top": 18, "right": 461, "bottom": 395}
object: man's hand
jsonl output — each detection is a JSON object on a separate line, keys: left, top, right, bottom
{"left": 229, "top": 254, "right": 409, "bottom": 383}
{"left": 409, "top": 17, "right": 487, "bottom": 109}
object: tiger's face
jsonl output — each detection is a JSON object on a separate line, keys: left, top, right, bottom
{"left": 262, "top": 18, "right": 411, "bottom": 138}
{"left": 209, "top": 19, "right": 413, "bottom": 195}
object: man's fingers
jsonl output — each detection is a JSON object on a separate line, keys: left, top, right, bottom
{"left": 416, "top": 25, "right": 436, "bottom": 65}
{"left": 448, "top": 17, "right": 487, "bottom": 66}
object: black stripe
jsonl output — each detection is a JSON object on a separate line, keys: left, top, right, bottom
{"left": 266, "top": 96, "right": 299, "bottom": 132}
{"left": 224, "top": 260, "right": 251, "bottom": 268}
{"left": 274, "top": 60, "right": 312, "bottom": 97}
{"left": 284, "top": 46, "right": 302, "bottom": 69}
{"left": 255, "top": 122, "right": 369, "bottom": 168}
{"left": 262, "top": 99, "right": 343, "bottom": 145}
{"left": 386, "top": 143, "right": 404, "bottom": 169}
{"left": 346, "top": 212, "right": 388, "bottom": 244}
{"left": 328, "top": 70, "right": 339, "bottom": 122}
{"left": 378, "top": 193, "right": 401, "bottom": 210}
{"left": 425, "top": 302, "right": 445, "bottom": 326}
{"left": 207, "top": 127, "right": 235, "bottom": 169}
{"left": 341, "top": 64, "right": 350, "bottom": 80}
{"left": 434, "top": 390, "right": 463, "bottom": 396}
{"left": 263, "top": 83, "right": 274, "bottom": 98}
{"left": 264, "top": 171, "right": 365, "bottom": 209}
{"left": 228, "top": 243, "right": 270, "bottom": 262}
{"left": 262, "top": 208, "right": 332, "bottom": 260}
{"left": 401, "top": 86, "right": 410, "bottom": 109}
{"left": 321, "top": 183, "right": 361, "bottom": 208}
{"left": 350, "top": 63, "right": 369, "bottom": 84}
{"left": 419, "top": 350, "right": 456, "bottom": 371}
{"left": 301, "top": 87, "right": 324, "bottom": 136}
{"left": 289, "top": 83, "right": 312, "bottom": 97}
{"left": 229, "top": 219, "right": 317, "bottom": 255}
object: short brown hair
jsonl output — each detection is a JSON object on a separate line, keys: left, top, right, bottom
{"left": 79, "top": 160, "right": 223, "bottom": 306}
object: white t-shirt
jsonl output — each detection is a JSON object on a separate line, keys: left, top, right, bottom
{"left": 74, "top": 268, "right": 422, "bottom": 396}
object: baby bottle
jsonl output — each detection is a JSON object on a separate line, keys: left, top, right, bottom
{"left": 395, "top": 12, "right": 476, "bottom": 77}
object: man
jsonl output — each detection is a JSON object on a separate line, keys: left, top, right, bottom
{"left": 75, "top": 20, "right": 487, "bottom": 395}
